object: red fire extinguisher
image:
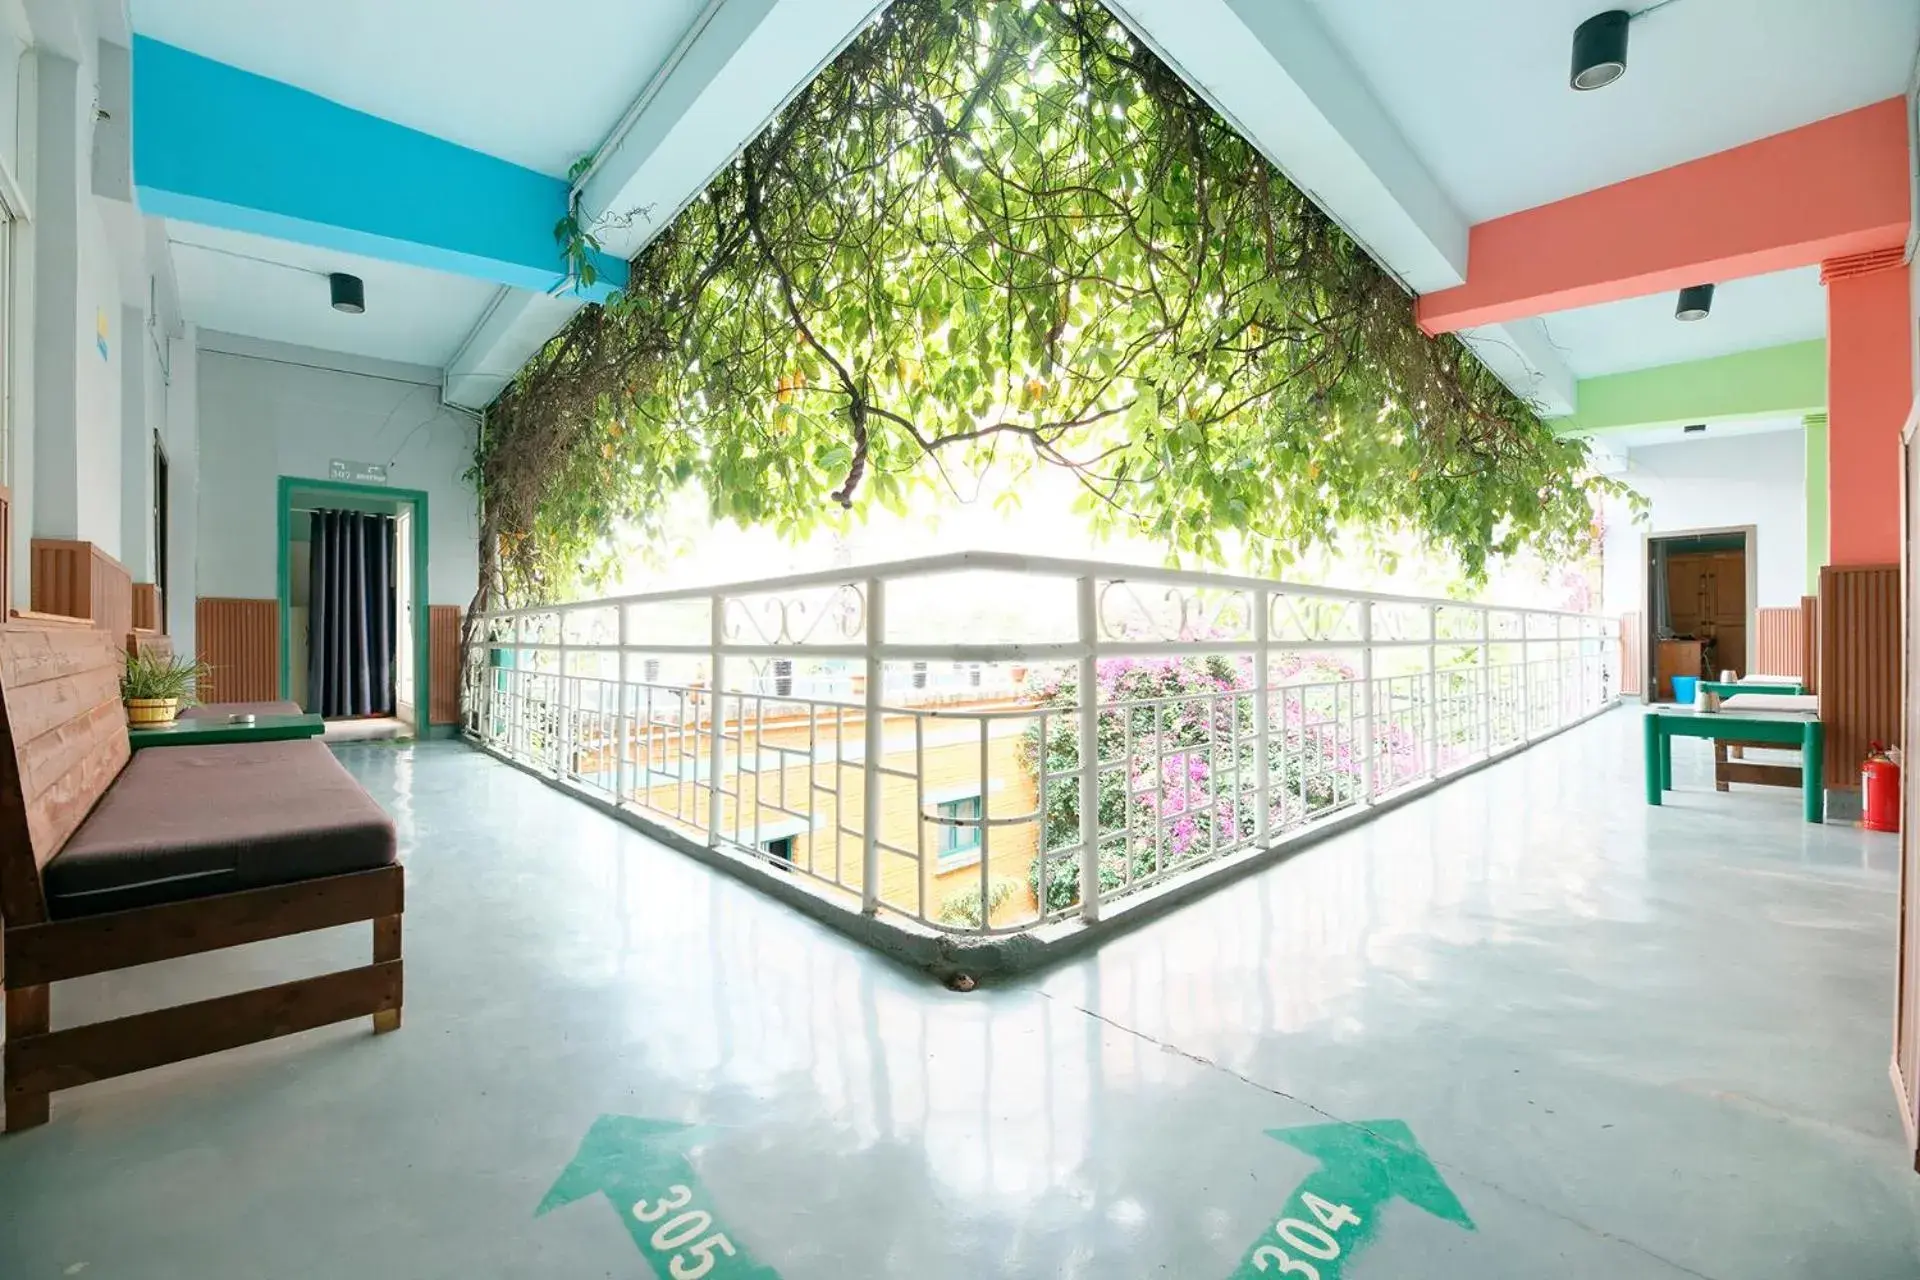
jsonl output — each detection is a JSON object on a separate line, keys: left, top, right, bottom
{"left": 1862, "top": 742, "right": 1901, "bottom": 833}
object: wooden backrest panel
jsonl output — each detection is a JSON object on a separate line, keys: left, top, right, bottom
{"left": 1800, "top": 594, "right": 1820, "bottom": 695}
{"left": 429, "top": 605, "right": 462, "bottom": 725}
{"left": 1756, "top": 605, "right": 1805, "bottom": 679}
{"left": 1618, "top": 611, "right": 1645, "bottom": 698}
{"left": 1818, "top": 564, "right": 1900, "bottom": 787}
{"left": 0, "top": 623, "right": 129, "bottom": 923}
{"left": 30, "top": 538, "right": 133, "bottom": 643}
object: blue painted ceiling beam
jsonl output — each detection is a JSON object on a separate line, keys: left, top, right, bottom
{"left": 132, "top": 36, "right": 625, "bottom": 302}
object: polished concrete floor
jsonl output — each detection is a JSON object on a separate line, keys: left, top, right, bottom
{"left": 2, "top": 710, "right": 1916, "bottom": 1278}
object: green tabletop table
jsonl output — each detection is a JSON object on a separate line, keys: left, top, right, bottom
{"left": 129, "top": 712, "right": 326, "bottom": 749}
{"left": 1643, "top": 706, "right": 1823, "bottom": 823}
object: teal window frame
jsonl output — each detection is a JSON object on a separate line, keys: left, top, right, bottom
{"left": 936, "top": 794, "right": 983, "bottom": 868}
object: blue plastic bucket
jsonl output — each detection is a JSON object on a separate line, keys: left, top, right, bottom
{"left": 1671, "top": 675, "right": 1700, "bottom": 705}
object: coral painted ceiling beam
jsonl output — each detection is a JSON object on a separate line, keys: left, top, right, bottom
{"left": 1416, "top": 98, "right": 1912, "bottom": 336}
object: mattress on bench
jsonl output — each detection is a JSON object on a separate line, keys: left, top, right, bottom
{"left": 43, "top": 740, "right": 395, "bottom": 918}
{"left": 179, "top": 700, "right": 305, "bottom": 720}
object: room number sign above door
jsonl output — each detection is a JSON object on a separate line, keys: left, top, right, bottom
{"left": 329, "top": 458, "right": 388, "bottom": 484}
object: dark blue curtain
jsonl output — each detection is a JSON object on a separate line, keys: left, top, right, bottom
{"left": 307, "top": 509, "right": 396, "bottom": 718}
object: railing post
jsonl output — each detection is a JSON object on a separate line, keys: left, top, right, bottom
{"left": 707, "top": 594, "right": 726, "bottom": 847}
{"left": 1554, "top": 615, "right": 1566, "bottom": 728}
{"left": 614, "top": 606, "right": 630, "bottom": 804}
{"left": 1425, "top": 603, "right": 1439, "bottom": 778}
{"left": 1520, "top": 619, "right": 1533, "bottom": 740}
{"left": 514, "top": 615, "right": 528, "bottom": 759}
{"left": 1358, "top": 600, "right": 1376, "bottom": 802}
{"left": 861, "top": 577, "right": 886, "bottom": 915}
{"left": 1077, "top": 575, "right": 1101, "bottom": 922}
{"left": 1252, "top": 588, "right": 1271, "bottom": 845}
{"left": 557, "top": 629, "right": 571, "bottom": 779}
{"left": 1479, "top": 609, "right": 1493, "bottom": 757}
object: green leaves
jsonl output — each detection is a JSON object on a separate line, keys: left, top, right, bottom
{"left": 486, "top": 0, "right": 1617, "bottom": 606}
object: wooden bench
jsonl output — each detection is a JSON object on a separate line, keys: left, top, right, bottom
{"left": 0, "top": 621, "right": 403, "bottom": 1132}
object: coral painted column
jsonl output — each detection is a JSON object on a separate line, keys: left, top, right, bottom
{"left": 1824, "top": 254, "right": 1914, "bottom": 566}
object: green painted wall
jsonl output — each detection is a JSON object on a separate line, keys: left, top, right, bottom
{"left": 1803, "top": 413, "right": 1828, "bottom": 593}
{"left": 1557, "top": 339, "right": 1827, "bottom": 435}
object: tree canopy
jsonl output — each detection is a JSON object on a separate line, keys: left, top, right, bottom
{"left": 476, "top": 0, "right": 1614, "bottom": 608}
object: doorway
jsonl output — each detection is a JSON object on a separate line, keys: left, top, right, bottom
{"left": 276, "top": 477, "right": 428, "bottom": 733}
{"left": 1643, "top": 527, "right": 1756, "bottom": 702}
{"left": 152, "top": 433, "right": 169, "bottom": 615}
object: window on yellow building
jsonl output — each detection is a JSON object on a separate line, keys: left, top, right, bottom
{"left": 936, "top": 794, "right": 982, "bottom": 869}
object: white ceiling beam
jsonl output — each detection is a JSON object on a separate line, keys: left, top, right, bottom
{"left": 579, "top": 0, "right": 888, "bottom": 259}
{"left": 1107, "top": 0, "right": 1467, "bottom": 293}
{"left": 443, "top": 287, "right": 588, "bottom": 410}
{"left": 457, "top": 0, "right": 888, "bottom": 410}
{"left": 1106, "top": 0, "right": 1577, "bottom": 414}
{"left": 1459, "top": 319, "right": 1579, "bottom": 419}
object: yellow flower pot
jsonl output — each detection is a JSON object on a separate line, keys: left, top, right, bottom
{"left": 126, "top": 697, "right": 180, "bottom": 726}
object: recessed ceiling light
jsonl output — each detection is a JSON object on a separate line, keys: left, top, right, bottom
{"left": 1675, "top": 284, "right": 1714, "bottom": 322}
{"left": 1570, "top": 11, "right": 1630, "bottom": 91}
{"left": 329, "top": 272, "right": 366, "bottom": 315}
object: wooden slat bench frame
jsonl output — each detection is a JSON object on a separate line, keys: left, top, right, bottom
{"left": 0, "top": 621, "right": 402, "bottom": 1132}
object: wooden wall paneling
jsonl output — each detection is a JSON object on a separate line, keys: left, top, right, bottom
{"left": 428, "top": 605, "right": 461, "bottom": 725}
{"left": 194, "top": 598, "right": 280, "bottom": 702}
{"left": 131, "top": 583, "right": 162, "bottom": 633}
{"left": 1618, "top": 611, "right": 1645, "bottom": 698}
{"left": 1818, "top": 564, "right": 1900, "bottom": 788}
{"left": 30, "top": 539, "right": 90, "bottom": 620}
{"left": 28, "top": 540, "right": 133, "bottom": 645}
{"left": 1755, "top": 606, "right": 1806, "bottom": 679}
{"left": 1801, "top": 594, "right": 1820, "bottom": 695}
{"left": 89, "top": 551, "right": 132, "bottom": 646}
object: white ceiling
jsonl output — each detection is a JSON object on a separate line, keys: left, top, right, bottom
{"left": 128, "top": 0, "right": 711, "bottom": 176}
{"left": 1304, "top": 0, "right": 1920, "bottom": 223}
{"left": 167, "top": 223, "right": 498, "bottom": 368}
{"left": 1536, "top": 266, "right": 1828, "bottom": 379}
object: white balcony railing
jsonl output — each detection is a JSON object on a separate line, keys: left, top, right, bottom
{"left": 462, "top": 552, "right": 1618, "bottom": 936}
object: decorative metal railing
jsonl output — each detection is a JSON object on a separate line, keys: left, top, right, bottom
{"left": 463, "top": 552, "right": 1617, "bottom": 935}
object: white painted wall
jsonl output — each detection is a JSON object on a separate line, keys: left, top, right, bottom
{"left": 73, "top": 192, "right": 121, "bottom": 553}
{"left": 1602, "top": 429, "right": 1808, "bottom": 618}
{"left": 196, "top": 348, "right": 479, "bottom": 606}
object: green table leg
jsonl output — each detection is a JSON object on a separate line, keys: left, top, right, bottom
{"left": 1659, "top": 724, "right": 1673, "bottom": 792}
{"left": 1802, "top": 720, "right": 1824, "bottom": 824}
{"left": 1643, "top": 713, "right": 1662, "bottom": 805}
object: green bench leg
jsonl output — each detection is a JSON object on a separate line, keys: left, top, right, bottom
{"left": 1643, "top": 713, "right": 1663, "bottom": 806}
{"left": 1802, "top": 721, "right": 1824, "bottom": 824}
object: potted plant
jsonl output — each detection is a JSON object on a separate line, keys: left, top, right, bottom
{"left": 121, "top": 650, "right": 213, "bottom": 726}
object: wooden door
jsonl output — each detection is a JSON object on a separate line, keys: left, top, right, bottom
{"left": 1898, "top": 426, "right": 1920, "bottom": 1169}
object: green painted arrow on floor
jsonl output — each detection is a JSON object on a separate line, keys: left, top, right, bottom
{"left": 538, "top": 1115, "right": 782, "bottom": 1279}
{"left": 1228, "top": 1120, "right": 1473, "bottom": 1279}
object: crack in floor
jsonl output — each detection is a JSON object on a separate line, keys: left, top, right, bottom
{"left": 1038, "top": 988, "right": 1724, "bottom": 1280}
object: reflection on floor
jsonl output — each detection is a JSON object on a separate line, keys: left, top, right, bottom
{"left": 1, "top": 710, "right": 1916, "bottom": 1278}
{"left": 322, "top": 715, "right": 408, "bottom": 742}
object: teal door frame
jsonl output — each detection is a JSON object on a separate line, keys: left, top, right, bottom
{"left": 277, "top": 475, "right": 430, "bottom": 720}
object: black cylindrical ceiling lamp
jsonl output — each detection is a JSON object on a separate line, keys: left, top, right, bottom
{"left": 1675, "top": 283, "right": 1715, "bottom": 322}
{"left": 329, "top": 272, "right": 365, "bottom": 314}
{"left": 1570, "top": 10, "right": 1630, "bottom": 91}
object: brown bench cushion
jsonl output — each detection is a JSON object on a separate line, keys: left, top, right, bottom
{"left": 179, "top": 700, "right": 305, "bottom": 720}
{"left": 42, "top": 741, "right": 395, "bottom": 918}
